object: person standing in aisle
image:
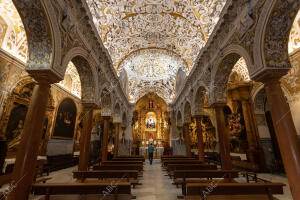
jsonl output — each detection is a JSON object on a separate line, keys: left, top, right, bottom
{"left": 148, "top": 143, "right": 155, "bottom": 165}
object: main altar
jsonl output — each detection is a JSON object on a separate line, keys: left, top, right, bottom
{"left": 132, "top": 93, "right": 170, "bottom": 157}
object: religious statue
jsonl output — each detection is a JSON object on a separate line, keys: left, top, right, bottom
{"left": 201, "top": 118, "right": 217, "bottom": 151}
{"left": 228, "top": 113, "right": 244, "bottom": 152}
{"left": 147, "top": 116, "right": 155, "bottom": 128}
{"left": 8, "top": 120, "right": 24, "bottom": 151}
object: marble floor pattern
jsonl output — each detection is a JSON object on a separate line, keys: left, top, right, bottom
{"left": 21, "top": 160, "right": 292, "bottom": 200}
{"left": 132, "top": 159, "right": 181, "bottom": 200}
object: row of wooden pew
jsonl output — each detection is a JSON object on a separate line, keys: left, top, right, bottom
{"left": 161, "top": 155, "right": 285, "bottom": 200}
{"left": 31, "top": 156, "right": 145, "bottom": 199}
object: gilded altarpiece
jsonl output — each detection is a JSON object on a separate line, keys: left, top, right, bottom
{"left": 0, "top": 81, "right": 54, "bottom": 156}
{"left": 133, "top": 93, "right": 169, "bottom": 146}
{"left": 189, "top": 116, "right": 217, "bottom": 152}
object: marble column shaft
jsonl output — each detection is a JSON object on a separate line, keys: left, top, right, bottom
{"left": 101, "top": 117, "right": 110, "bottom": 161}
{"left": 113, "top": 123, "right": 120, "bottom": 158}
{"left": 78, "top": 104, "right": 94, "bottom": 171}
{"left": 214, "top": 104, "right": 232, "bottom": 170}
{"left": 195, "top": 115, "right": 205, "bottom": 162}
{"left": 8, "top": 83, "right": 50, "bottom": 200}
{"left": 264, "top": 79, "right": 300, "bottom": 199}
{"left": 183, "top": 123, "right": 192, "bottom": 157}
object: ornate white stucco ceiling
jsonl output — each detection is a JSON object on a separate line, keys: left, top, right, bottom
{"left": 58, "top": 62, "right": 82, "bottom": 98}
{"left": 0, "top": 0, "right": 28, "bottom": 62}
{"left": 87, "top": 0, "right": 226, "bottom": 103}
{"left": 120, "top": 48, "right": 187, "bottom": 103}
{"left": 289, "top": 10, "right": 300, "bottom": 54}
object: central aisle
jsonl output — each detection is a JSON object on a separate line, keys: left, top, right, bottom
{"left": 133, "top": 159, "right": 181, "bottom": 200}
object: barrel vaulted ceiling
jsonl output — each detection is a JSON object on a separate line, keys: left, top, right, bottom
{"left": 86, "top": 0, "right": 226, "bottom": 103}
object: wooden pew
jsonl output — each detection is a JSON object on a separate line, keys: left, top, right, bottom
{"left": 163, "top": 160, "right": 204, "bottom": 167}
{"left": 162, "top": 158, "right": 197, "bottom": 165}
{"left": 101, "top": 161, "right": 143, "bottom": 171}
{"left": 161, "top": 155, "right": 185, "bottom": 159}
{"left": 185, "top": 182, "right": 285, "bottom": 200}
{"left": 73, "top": 170, "right": 140, "bottom": 187}
{"left": 93, "top": 164, "right": 141, "bottom": 172}
{"left": 167, "top": 164, "right": 217, "bottom": 173}
{"left": 166, "top": 164, "right": 217, "bottom": 178}
{"left": 118, "top": 156, "right": 144, "bottom": 159}
{"left": 31, "top": 182, "right": 132, "bottom": 200}
{"left": 173, "top": 170, "right": 239, "bottom": 195}
{"left": 115, "top": 156, "right": 145, "bottom": 162}
{"left": 161, "top": 157, "right": 195, "bottom": 162}
{"left": 102, "top": 161, "right": 143, "bottom": 165}
{"left": 112, "top": 158, "right": 145, "bottom": 162}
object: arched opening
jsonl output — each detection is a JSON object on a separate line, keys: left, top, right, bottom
{"left": 212, "top": 51, "right": 266, "bottom": 170}
{"left": 100, "top": 88, "right": 112, "bottom": 117}
{"left": 58, "top": 62, "right": 81, "bottom": 98}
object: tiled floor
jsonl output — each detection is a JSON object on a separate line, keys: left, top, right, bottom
{"left": 132, "top": 159, "right": 181, "bottom": 200}
{"left": 25, "top": 161, "right": 293, "bottom": 200}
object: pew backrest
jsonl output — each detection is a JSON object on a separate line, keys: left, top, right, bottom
{"left": 174, "top": 170, "right": 239, "bottom": 179}
{"left": 186, "top": 182, "right": 285, "bottom": 197}
{"left": 73, "top": 170, "right": 139, "bottom": 180}
{"left": 93, "top": 164, "right": 140, "bottom": 171}
{"left": 163, "top": 160, "right": 204, "bottom": 167}
{"left": 31, "top": 182, "right": 131, "bottom": 195}
{"left": 167, "top": 164, "right": 217, "bottom": 172}
{"left": 102, "top": 161, "right": 143, "bottom": 165}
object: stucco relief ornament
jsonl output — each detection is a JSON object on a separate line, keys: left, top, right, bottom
{"left": 264, "top": 0, "right": 299, "bottom": 68}
{"left": 86, "top": 0, "right": 227, "bottom": 102}
{"left": 14, "top": 0, "right": 53, "bottom": 69}
{"left": 0, "top": 0, "right": 28, "bottom": 62}
{"left": 289, "top": 10, "right": 300, "bottom": 54}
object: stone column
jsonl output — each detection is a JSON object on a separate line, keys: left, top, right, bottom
{"left": 214, "top": 104, "right": 232, "bottom": 170}
{"left": 8, "top": 82, "right": 51, "bottom": 200}
{"left": 195, "top": 115, "right": 205, "bottom": 162}
{"left": 101, "top": 117, "right": 110, "bottom": 161}
{"left": 113, "top": 123, "right": 120, "bottom": 158}
{"left": 183, "top": 123, "right": 192, "bottom": 157}
{"left": 78, "top": 104, "right": 94, "bottom": 171}
{"left": 264, "top": 79, "right": 300, "bottom": 199}
{"left": 241, "top": 99, "right": 265, "bottom": 169}
{"left": 241, "top": 100, "right": 256, "bottom": 162}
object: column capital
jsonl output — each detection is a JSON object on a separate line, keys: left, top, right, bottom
{"left": 263, "top": 77, "right": 281, "bottom": 86}
{"left": 252, "top": 68, "right": 288, "bottom": 83}
{"left": 81, "top": 102, "right": 97, "bottom": 109}
{"left": 103, "top": 116, "right": 111, "bottom": 120}
{"left": 28, "top": 69, "right": 63, "bottom": 84}
{"left": 193, "top": 114, "right": 205, "bottom": 119}
{"left": 211, "top": 103, "right": 227, "bottom": 108}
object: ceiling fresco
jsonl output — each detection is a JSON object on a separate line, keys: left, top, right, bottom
{"left": 87, "top": 0, "right": 227, "bottom": 103}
